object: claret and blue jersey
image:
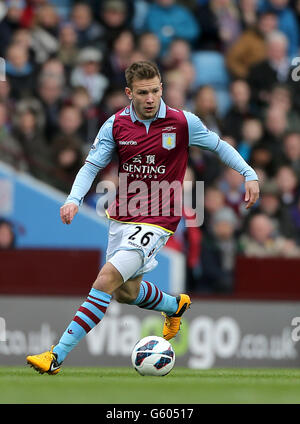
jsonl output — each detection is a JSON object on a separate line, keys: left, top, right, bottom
{"left": 66, "top": 99, "right": 258, "bottom": 232}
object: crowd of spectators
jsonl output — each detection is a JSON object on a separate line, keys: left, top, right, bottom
{"left": 1, "top": 0, "right": 300, "bottom": 293}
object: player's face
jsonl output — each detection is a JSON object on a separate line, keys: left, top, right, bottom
{"left": 125, "top": 77, "right": 162, "bottom": 120}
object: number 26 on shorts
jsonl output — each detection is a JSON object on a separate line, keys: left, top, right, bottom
{"left": 128, "top": 225, "right": 154, "bottom": 247}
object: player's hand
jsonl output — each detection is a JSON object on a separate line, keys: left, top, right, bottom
{"left": 60, "top": 202, "right": 78, "bottom": 225}
{"left": 244, "top": 180, "right": 260, "bottom": 209}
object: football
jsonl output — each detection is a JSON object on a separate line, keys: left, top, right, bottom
{"left": 131, "top": 336, "right": 175, "bottom": 376}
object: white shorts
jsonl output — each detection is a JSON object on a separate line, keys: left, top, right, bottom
{"left": 106, "top": 220, "right": 172, "bottom": 282}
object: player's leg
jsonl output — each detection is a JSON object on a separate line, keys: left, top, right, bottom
{"left": 52, "top": 263, "right": 123, "bottom": 362}
{"left": 109, "top": 247, "right": 179, "bottom": 316}
{"left": 109, "top": 223, "right": 191, "bottom": 340}
{"left": 26, "top": 262, "right": 124, "bottom": 374}
{"left": 113, "top": 274, "right": 143, "bottom": 303}
{"left": 115, "top": 278, "right": 179, "bottom": 316}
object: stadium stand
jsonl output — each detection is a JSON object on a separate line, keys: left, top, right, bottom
{"left": 1, "top": 0, "right": 300, "bottom": 295}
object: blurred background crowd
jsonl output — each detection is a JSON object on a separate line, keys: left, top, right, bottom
{"left": 1, "top": 0, "right": 300, "bottom": 293}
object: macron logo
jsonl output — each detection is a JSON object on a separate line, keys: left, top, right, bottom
{"left": 162, "top": 126, "right": 176, "bottom": 131}
{"left": 119, "top": 140, "right": 138, "bottom": 146}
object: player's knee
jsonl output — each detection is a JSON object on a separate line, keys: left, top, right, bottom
{"left": 113, "top": 291, "right": 129, "bottom": 304}
{"left": 92, "top": 264, "right": 123, "bottom": 294}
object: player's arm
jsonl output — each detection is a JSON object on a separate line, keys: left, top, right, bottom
{"left": 60, "top": 116, "right": 116, "bottom": 224}
{"left": 214, "top": 140, "right": 259, "bottom": 209}
{"left": 184, "top": 111, "right": 259, "bottom": 209}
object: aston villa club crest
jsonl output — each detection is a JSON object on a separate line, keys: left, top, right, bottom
{"left": 162, "top": 133, "right": 176, "bottom": 150}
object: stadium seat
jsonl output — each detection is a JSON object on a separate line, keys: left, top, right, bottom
{"left": 191, "top": 51, "right": 230, "bottom": 88}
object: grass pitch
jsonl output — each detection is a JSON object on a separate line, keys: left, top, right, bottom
{"left": 1, "top": 367, "right": 300, "bottom": 404}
